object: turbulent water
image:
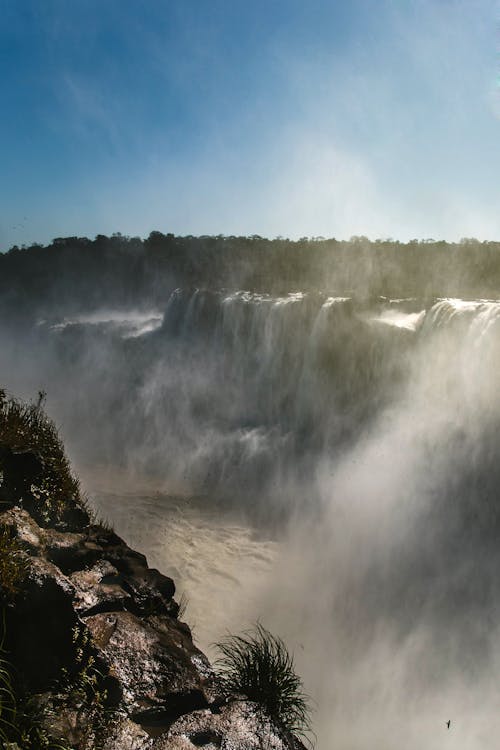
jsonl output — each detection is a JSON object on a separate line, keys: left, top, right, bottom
{"left": 3, "top": 289, "right": 500, "bottom": 748}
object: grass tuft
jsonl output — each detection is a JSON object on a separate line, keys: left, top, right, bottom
{"left": 215, "top": 623, "right": 313, "bottom": 743}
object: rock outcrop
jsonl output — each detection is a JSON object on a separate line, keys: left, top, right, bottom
{"left": 0, "top": 480, "right": 305, "bottom": 749}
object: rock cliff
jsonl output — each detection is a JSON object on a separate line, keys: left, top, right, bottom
{"left": 0, "top": 397, "right": 306, "bottom": 750}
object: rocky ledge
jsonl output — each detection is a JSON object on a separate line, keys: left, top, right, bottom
{"left": 0, "top": 448, "right": 304, "bottom": 749}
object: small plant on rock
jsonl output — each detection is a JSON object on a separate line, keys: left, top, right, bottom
{"left": 57, "top": 623, "right": 117, "bottom": 749}
{"left": 60, "top": 625, "right": 108, "bottom": 710}
{"left": 215, "top": 623, "right": 312, "bottom": 743}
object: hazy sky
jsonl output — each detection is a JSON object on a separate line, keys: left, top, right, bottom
{"left": 1, "top": 0, "right": 499, "bottom": 248}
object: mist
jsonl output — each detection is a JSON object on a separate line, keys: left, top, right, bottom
{"left": 2, "top": 272, "right": 500, "bottom": 748}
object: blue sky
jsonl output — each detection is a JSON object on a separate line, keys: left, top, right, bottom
{"left": 1, "top": 0, "right": 499, "bottom": 248}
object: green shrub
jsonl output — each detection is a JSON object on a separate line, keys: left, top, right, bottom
{"left": 0, "top": 389, "right": 82, "bottom": 523}
{"left": 215, "top": 623, "right": 312, "bottom": 742}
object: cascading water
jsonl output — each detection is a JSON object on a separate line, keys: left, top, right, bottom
{"left": 2, "top": 290, "right": 500, "bottom": 748}
{"left": 31, "top": 289, "right": 421, "bottom": 508}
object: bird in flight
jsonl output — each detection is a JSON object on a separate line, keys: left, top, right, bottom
{"left": 446, "top": 720, "right": 451, "bottom": 729}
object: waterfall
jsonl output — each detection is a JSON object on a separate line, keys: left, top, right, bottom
{"left": 3, "top": 288, "right": 500, "bottom": 748}
{"left": 21, "top": 290, "right": 500, "bottom": 523}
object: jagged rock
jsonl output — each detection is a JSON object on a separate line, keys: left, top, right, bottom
{"left": 70, "top": 559, "right": 135, "bottom": 615}
{"left": 44, "top": 526, "right": 87, "bottom": 564}
{"left": 1, "top": 497, "right": 306, "bottom": 750}
{"left": 1, "top": 506, "right": 45, "bottom": 553}
{"left": 27, "top": 691, "right": 152, "bottom": 750}
{"left": 6, "top": 555, "right": 79, "bottom": 692}
{"left": 151, "top": 701, "right": 303, "bottom": 750}
{"left": 46, "top": 524, "right": 178, "bottom": 617}
{"left": 100, "top": 715, "right": 154, "bottom": 750}
{"left": 85, "top": 610, "right": 216, "bottom": 724}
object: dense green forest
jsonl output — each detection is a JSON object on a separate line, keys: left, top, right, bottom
{"left": 1, "top": 232, "right": 500, "bottom": 320}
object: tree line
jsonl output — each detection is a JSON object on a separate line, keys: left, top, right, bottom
{"left": 1, "top": 232, "right": 500, "bottom": 321}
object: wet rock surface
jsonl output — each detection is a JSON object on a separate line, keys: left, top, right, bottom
{"left": 152, "top": 701, "right": 306, "bottom": 750}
